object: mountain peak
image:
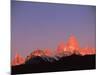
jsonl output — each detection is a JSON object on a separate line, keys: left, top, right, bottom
{"left": 66, "top": 35, "right": 79, "bottom": 50}
{"left": 12, "top": 53, "right": 25, "bottom": 66}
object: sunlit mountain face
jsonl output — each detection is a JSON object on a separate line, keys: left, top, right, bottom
{"left": 56, "top": 35, "right": 80, "bottom": 56}
{"left": 56, "top": 35, "right": 95, "bottom": 57}
{"left": 12, "top": 35, "right": 96, "bottom": 66}
{"left": 79, "top": 48, "right": 96, "bottom": 56}
{"left": 12, "top": 53, "right": 25, "bottom": 66}
{"left": 26, "top": 49, "right": 54, "bottom": 61}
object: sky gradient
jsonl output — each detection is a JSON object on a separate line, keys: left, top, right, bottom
{"left": 11, "top": 1, "right": 96, "bottom": 58}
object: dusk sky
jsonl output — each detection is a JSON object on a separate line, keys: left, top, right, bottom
{"left": 11, "top": 1, "right": 96, "bottom": 58}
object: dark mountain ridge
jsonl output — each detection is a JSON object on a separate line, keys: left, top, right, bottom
{"left": 12, "top": 54, "right": 96, "bottom": 74}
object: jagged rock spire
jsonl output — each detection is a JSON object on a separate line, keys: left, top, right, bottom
{"left": 66, "top": 34, "right": 79, "bottom": 51}
{"left": 12, "top": 53, "right": 25, "bottom": 66}
{"left": 57, "top": 42, "right": 65, "bottom": 53}
{"left": 56, "top": 34, "right": 80, "bottom": 56}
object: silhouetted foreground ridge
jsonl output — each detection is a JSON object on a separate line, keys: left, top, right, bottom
{"left": 12, "top": 54, "right": 96, "bottom": 74}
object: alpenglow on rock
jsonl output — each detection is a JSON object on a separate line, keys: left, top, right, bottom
{"left": 12, "top": 53, "right": 25, "bottom": 66}
{"left": 56, "top": 35, "right": 80, "bottom": 56}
